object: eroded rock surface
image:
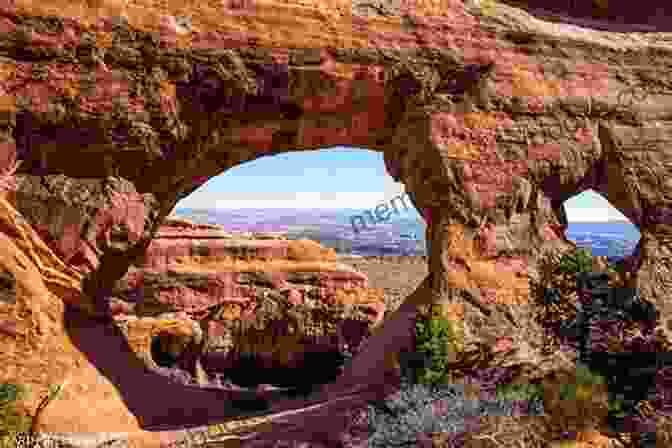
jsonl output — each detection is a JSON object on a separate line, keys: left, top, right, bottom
{"left": 111, "top": 220, "right": 385, "bottom": 384}
{"left": 0, "top": 0, "right": 671, "bottom": 444}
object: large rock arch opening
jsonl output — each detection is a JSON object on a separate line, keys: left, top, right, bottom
{"left": 0, "top": 0, "right": 671, "bottom": 442}
{"left": 142, "top": 146, "right": 405, "bottom": 395}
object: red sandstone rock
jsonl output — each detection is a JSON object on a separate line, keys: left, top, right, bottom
{"left": 1, "top": 0, "right": 670, "bottom": 443}
{"left": 285, "top": 288, "right": 303, "bottom": 306}
{"left": 109, "top": 226, "right": 384, "bottom": 376}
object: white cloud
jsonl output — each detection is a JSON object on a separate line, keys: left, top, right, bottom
{"left": 564, "top": 189, "right": 632, "bottom": 222}
{"left": 176, "top": 191, "right": 399, "bottom": 209}
{"left": 565, "top": 206, "right": 630, "bottom": 222}
{"left": 177, "top": 182, "right": 628, "bottom": 222}
{"left": 176, "top": 179, "right": 408, "bottom": 210}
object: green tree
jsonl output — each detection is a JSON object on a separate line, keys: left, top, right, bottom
{"left": 413, "top": 305, "right": 464, "bottom": 388}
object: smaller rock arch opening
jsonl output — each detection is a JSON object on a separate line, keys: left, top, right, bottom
{"left": 151, "top": 331, "right": 188, "bottom": 368}
{"left": 563, "top": 190, "right": 640, "bottom": 256}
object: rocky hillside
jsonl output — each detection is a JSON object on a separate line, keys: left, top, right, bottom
{"left": 114, "top": 217, "right": 385, "bottom": 378}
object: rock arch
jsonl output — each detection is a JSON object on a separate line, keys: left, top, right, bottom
{"left": 1, "top": 0, "right": 672, "bottom": 443}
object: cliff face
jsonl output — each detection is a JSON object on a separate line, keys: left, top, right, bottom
{"left": 0, "top": 0, "right": 671, "bottom": 443}
{"left": 113, "top": 218, "right": 385, "bottom": 377}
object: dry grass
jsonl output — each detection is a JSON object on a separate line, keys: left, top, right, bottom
{"left": 462, "top": 416, "right": 548, "bottom": 448}
{"left": 431, "top": 417, "right": 615, "bottom": 448}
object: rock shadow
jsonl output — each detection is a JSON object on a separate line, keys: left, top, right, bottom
{"left": 62, "top": 304, "right": 287, "bottom": 430}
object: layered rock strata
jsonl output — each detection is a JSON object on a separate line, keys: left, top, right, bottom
{"left": 110, "top": 219, "right": 385, "bottom": 384}
{"left": 0, "top": 197, "right": 384, "bottom": 437}
{"left": 0, "top": 0, "right": 671, "bottom": 444}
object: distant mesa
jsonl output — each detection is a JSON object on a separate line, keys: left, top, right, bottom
{"left": 164, "top": 216, "right": 197, "bottom": 227}
{"left": 253, "top": 231, "right": 288, "bottom": 240}
{"left": 165, "top": 215, "right": 290, "bottom": 240}
{"left": 164, "top": 216, "right": 225, "bottom": 231}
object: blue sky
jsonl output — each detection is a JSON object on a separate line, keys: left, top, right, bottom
{"left": 176, "top": 146, "right": 631, "bottom": 222}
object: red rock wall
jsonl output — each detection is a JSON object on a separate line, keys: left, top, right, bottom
{"left": 109, "top": 222, "right": 384, "bottom": 376}
{"left": 1, "top": 0, "right": 671, "bottom": 441}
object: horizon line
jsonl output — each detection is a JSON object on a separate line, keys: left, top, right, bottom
{"left": 171, "top": 208, "right": 635, "bottom": 224}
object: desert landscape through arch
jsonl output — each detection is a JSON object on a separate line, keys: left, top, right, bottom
{"left": 0, "top": 0, "right": 671, "bottom": 445}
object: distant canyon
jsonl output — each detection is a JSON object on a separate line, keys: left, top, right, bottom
{"left": 173, "top": 208, "right": 640, "bottom": 261}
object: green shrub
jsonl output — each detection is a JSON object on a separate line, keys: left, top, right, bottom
{"left": 556, "top": 247, "right": 594, "bottom": 277}
{"left": 607, "top": 397, "right": 628, "bottom": 418}
{"left": 556, "top": 363, "right": 606, "bottom": 402}
{"left": 495, "top": 382, "right": 545, "bottom": 403}
{"left": 0, "top": 383, "right": 32, "bottom": 448}
{"left": 412, "top": 305, "right": 464, "bottom": 388}
{"left": 0, "top": 381, "right": 67, "bottom": 448}
{"left": 557, "top": 363, "right": 628, "bottom": 416}
{"left": 575, "top": 363, "right": 607, "bottom": 386}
